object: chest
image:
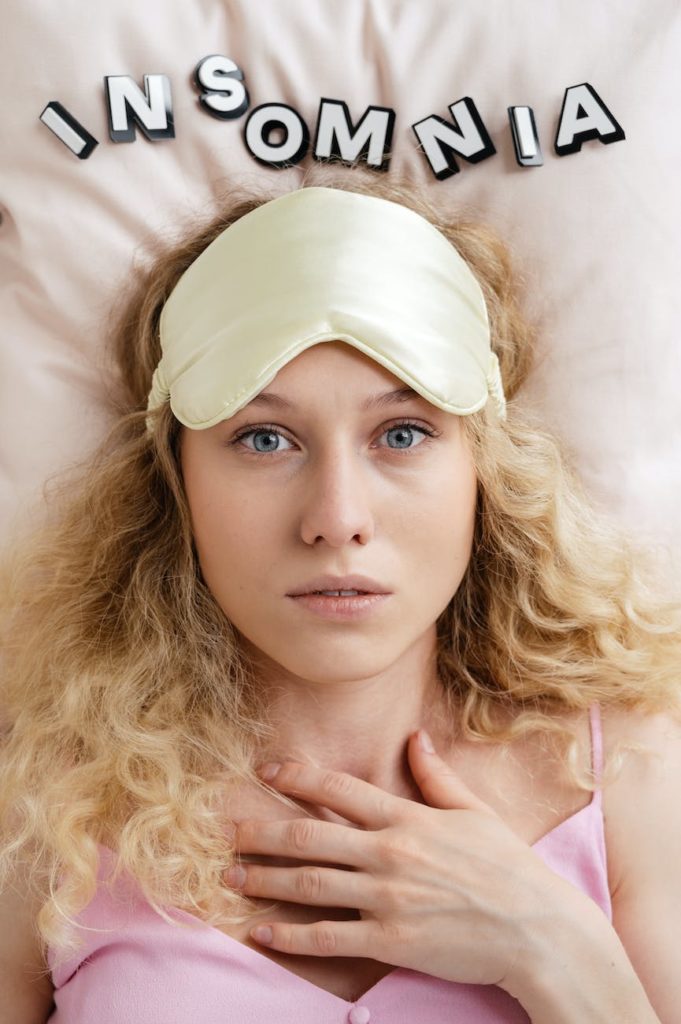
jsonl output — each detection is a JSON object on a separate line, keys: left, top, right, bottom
{"left": 209, "top": 723, "right": 594, "bottom": 1003}
{"left": 212, "top": 902, "right": 396, "bottom": 1002}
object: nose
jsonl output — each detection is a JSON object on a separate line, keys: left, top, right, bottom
{"left": 298, "top": 443, "right": 375, "bottom": 547}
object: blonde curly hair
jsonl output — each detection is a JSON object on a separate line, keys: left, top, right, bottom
{"left": 1, "top": 168, "right": 680, "bottom": 971}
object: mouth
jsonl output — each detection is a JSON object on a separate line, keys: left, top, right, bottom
{"left": 287, "top": 590, "right": 390, "bottom": 620}
{"left": 307, "top": 589, "right": 369, "bottom": 596}
{"left": 287, "top": 575, "right": 391, "bottom": 597}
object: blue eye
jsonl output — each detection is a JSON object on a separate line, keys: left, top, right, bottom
{"left": 231, "top": 421, "right": 437, "bottom": 455}
{"left": 383, "top": 423, "right": 430, "bottom": 450}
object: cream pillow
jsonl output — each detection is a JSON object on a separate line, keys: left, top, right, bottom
{"left": 1, "top": 1, "right": 679, "bottom": 578}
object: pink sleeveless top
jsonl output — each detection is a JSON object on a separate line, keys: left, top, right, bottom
{"left": 47, "top": 704, "right": 611, "bottom": 1023}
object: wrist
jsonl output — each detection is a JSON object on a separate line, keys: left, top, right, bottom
{"left": 501, "top": 885, "right": 659, "bottom": 1024}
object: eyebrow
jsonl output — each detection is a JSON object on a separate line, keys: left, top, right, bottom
{"left": 247, "top": 385, "right": 423, "bottom": 412}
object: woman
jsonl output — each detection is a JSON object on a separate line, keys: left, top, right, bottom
{"left": 1, "top": 175, "right": 679, "bottom": 1023}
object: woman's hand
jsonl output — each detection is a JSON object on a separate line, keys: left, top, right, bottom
{"left": 224, "top": 729, "right": 587, "bottom": 994}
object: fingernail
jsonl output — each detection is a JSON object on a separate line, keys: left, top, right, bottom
{"left": 419, "top": 729, "right": 435, "bottom": 753}
{"left": 226, "top": 865, "right": 247, "bottom": 887}
{"left": 251, "top": 925, "right": 273, "bottom": 944}
{"left": 258, "top": 762, "right": 281, "bottom": 781}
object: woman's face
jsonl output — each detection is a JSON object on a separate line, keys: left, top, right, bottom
{"left": 179, "top": 341, "right": 477, "bottom": 683}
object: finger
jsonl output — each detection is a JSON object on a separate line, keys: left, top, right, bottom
{"left": 236, "top": 816, "right": 378, "bottom": 870}
{"left": 408, "top": 732, "right": 499, "bottom": 815}
{"left": 248, "top": 917, "right": 378, "bottom": 960}
{"left": 256, "top": 761, "right": 410, "bottom": 828}
{"left": 227, "top": 861, "right": 377, "bottom": 911}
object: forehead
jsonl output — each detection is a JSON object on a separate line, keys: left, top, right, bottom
{"left": 247, "top": 384, "right": 427, "bottom": 415}
{"left": 244, "top": 339, "right": 431, "bottom": 412}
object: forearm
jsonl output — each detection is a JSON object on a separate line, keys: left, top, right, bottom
{"left": 503, "top": 895, "right": 661, "bottom": 1024}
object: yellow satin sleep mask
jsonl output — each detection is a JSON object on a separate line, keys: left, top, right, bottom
{"left": 146, "top": 185, "right": 506, "bottom": 432}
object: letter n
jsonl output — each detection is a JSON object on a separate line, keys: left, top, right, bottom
{"left": 412, "top": 98, "right": 496, "bottom": 180}
{"left": 105, "top": 74, "right": 175, "bottom": 142}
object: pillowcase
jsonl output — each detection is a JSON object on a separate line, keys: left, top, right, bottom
{"left": 2, "top": 0, "right": 679, "bottom": 580}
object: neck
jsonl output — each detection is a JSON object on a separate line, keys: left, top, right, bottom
{"left": 245, "top": 628, "right": 454, "bottom": 806}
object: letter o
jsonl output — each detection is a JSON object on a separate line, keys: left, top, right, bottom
{"left": 243, "top": 103, "right": 309, "bottom": 167}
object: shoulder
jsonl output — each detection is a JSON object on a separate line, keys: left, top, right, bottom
{"left": 597, "top": 704, "right": 681, "bottom": 1019}
{"left": 0, "top": 856, "right": 55, "bottom": 1021}
{"left": 600, "top": 702, "right": 681, "bottom": 895}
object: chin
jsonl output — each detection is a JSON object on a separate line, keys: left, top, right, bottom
{"left": 255, "top": 642, "right": 398, "bottom": 685}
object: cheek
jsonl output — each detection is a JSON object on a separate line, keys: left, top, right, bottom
{"left": 414, "top": 459, "right": 477, "bottom": 582}
{"left": 181, "top": 459, "right": 255, "bottom": 592}
{"left": 455, "top": 468, "right": 478, "bottom": 550}
{"left": 190, "top": 493, "right": 260, "bottom": 585}
{"left": 187, "top": 495, "right": 291, "bottom": 639}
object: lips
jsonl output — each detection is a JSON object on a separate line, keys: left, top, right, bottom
{"left": 287, "top": 573, "right": 391, "bottom": 597}
{"left": 287, "top": 590, "right": 390, "bottom": 621}
{"left": 311, "top": 589, "right": 366, "bottom": 596}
